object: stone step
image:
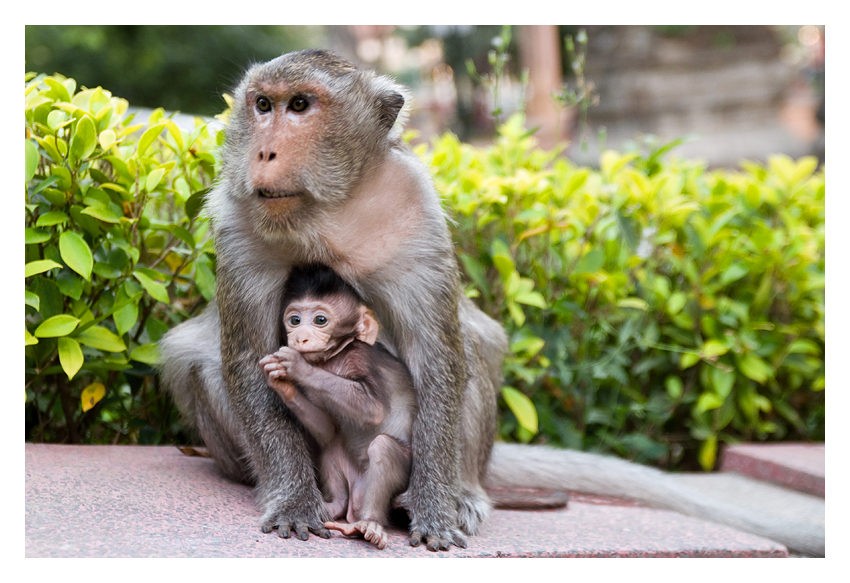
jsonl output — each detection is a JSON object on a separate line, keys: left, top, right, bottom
{"left": 720, "top": 443, "right": 825, "bottom": 497}
{"left": 25, "top": 444, "right": 790, "bottom": 558}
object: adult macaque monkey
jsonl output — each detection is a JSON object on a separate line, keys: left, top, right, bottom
{"left": 160, "top": 49, "right": 823, "bottom": 556}
{"left": 260, "top": 264, "right": 416, "bottom": 550}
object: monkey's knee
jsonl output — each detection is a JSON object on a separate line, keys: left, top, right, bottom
{"left": 367, "top": 435, "right": 411, "bottom": 475}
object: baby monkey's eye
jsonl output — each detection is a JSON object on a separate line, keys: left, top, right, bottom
{"left": 314, "top": 315, "right": 328, "bottom": 326}
{"left": 288, "top": 315, "right": 301, "bottom": 326}
{"left": 256, "top": 96, "right": 272, "bottom": 113}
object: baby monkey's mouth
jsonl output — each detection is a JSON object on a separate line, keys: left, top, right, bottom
{"left": 256, "top": 188, "right": 301, "bottom": 199}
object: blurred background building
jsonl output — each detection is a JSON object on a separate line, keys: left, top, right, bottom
{"left": 25, "top": 25, "right": 824, "bottom": 168}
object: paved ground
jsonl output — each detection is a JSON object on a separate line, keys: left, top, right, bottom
{"left": 24, "top": 442, "right": 824, "bottom": 558}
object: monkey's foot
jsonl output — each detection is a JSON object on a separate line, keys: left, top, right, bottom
{"left": 261, "top": 507, "right": 331, "bottom": 541}
{"left": 456, "top": 488, "right": 492, "bottom": 536}
{"left": 408, "top": 523, "right": 467, "bottom": 552}
{"left": 325, "top": 520, "right": 388, "bottom": 550}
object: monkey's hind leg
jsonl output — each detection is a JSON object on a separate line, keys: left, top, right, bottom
{"left": 159, "top": 304, "right": 253, "bottom": 484}
{"left": 454, "top": 299, "right": 503, "bottom": 536}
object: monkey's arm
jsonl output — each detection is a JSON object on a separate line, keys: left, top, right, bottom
{"left": 216, "top": 258, "right": 330, "bottom": 540}
{"left": 261, "top": 355, "right": 338, "bottom": 448}
{"left": 271, "top": 346, "right": 385, "bottom": 428}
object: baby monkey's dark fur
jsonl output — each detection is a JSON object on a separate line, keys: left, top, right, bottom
{"left": 261, "top": 264, "right": 416, "bottom": 550}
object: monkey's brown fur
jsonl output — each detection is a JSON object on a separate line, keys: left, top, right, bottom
{"left": 160, "top": 49, "right": 823, "bottom": 555}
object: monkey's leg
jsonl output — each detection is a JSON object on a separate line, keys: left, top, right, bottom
{"left": 453, "top": 298, "right": 505, "bottom": 535}
{"left": 159, "top": 305, "right": 252, "bottom": 484}
{"left": 319, "top": 445, "right": 352, "bottom": 521}
{"left": 215, "top": 261, "right": 330, "bottom": 541}
{"left": 331, "top": 434, "right": 410, "bottom": 550}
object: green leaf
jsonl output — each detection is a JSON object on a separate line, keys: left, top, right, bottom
{"left": 680, "top": 352, "right": 699, "bottom": 370}
{"left": 665, "top": 376, "right": 683, "bottom": 399}
{"left": 719, "top": 263, "right": 748, "bottom": 286}
{"left": 695, "top": 391, "right": 723, "bottom": 414}
{"left": 81, "top": 204, "right": 123, "bottom": 224}
{"left": 25, "top": 328, "right": 38, "bottom": 346}
{"left": 501, "top": 386, "right": 538, "bottom": 434}
{"left": 35, "top": 211, "right": 69, "bottom": 227}
{"left": 185, "top": 188, "right": 210, "bottom": 221}
{"left": 25, "top": 259, "right": 63, "bottom": 278}
{"left": 514, "top": 290, "right": 546, "bottom": 308}
{"left": 113, "top": 300, "right": 139, "bottom": 336}
{"left": 737, "top": 353, "right": 772, "bottom": 384}
{"left": 130, "top": 343, "right": 160, "bottom": 365}
{"left": 70, "top": 115, "right": 97, "bottom": 162}
{"left": 145, "top": 168, "right": 166, "bottom": 191}
{"left": 573, "top": 248, "right": 604, "bottom": 275}
{"left": 667, "top": 292, "right": 687, "bottom": 315}
{"left": 617, "top": 297, "right": 648, "bottom": 311}
{"left": 75, "top": 326, "right": 127, "bottom": 352}
{"left": 701, "top": 340, "right": 728, "bottom": 358}
{"left": 133, "top": 271, "right": 170, "bottom": 304}
{"left": 510, "top": 336, "right": 545, "bottom": 357}
{"left": 25, "top": 228, "right": 51, "bottom": 244}
{"left": 59, "top": 231, "right": 93, "bottom": 281}
{"left": 787, "top": 339, "right": 820, "bottom": 355}
{"left": 58, "top": 337, "right": 84, "bottom": 379}
{"left": 137, "top": 123, "right": 166, "bottom": 158}
{"left": 711, "top": 367, "right": 735, "bottom": 398}
{"left": 26, "top": 140, "right": 38, "bottom": 182}
{"left": 25, "top": 290, "right": 40, "bottom": 311}
{"left": 34, "top": 314, "right": 80, "bottom": 338}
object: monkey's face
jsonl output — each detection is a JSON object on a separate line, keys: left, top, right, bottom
{"left": 283, "top": 296, "right": 359, "bottom": 362}
{"left": 224, "top": 51, "right": 406, "bottom": 239}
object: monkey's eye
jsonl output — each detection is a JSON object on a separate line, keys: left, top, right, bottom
{"left": 289, "top": 96, "right": 309, "bottom": 112}
{"left": 288, "top": 315, "right": 301, "bottom": 326}
{"left": 256, "top": 96, "right": 272, "bottom": 113}
{"left": 314, "top": 315, "right": 328, "bottom": 326}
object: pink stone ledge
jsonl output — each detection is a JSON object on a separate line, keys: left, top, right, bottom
{"left": 25, "top": 444, "right": 787, "bottom": 558}
{"left": 721, "top": 443, "right": 824, "bottom": 498}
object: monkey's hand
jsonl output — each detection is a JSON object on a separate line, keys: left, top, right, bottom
{"left": 270, "top": 346, "right": 312, "bottom": 382}
{"left": 260, "top": 353, "right": 298, "bottom": 399}
{"left": 395, "top": 490, "right": 467, "bottom": 551}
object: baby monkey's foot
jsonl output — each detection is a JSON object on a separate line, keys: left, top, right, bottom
{"left": 325, "top": 520, "right": 388, "bottom": 550}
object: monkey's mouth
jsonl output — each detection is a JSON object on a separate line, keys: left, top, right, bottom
{"left": 256, "top": 188, "right": 301, "bottom": 199}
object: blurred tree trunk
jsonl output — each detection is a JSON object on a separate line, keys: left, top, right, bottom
{"left": 518, "top": 25, "right": 565, "bottom": 149}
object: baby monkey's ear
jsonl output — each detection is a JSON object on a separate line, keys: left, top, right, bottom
{"left": 357, "top": 305, "right": 380, "bottom": 345}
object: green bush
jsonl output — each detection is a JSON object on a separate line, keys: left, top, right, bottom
{"left": 25, "top": 75, "right": 824, "bottom": 472}
{"left": 420, "top": 114, "right": 825, "bottom": 469}
{"left": 25, "top": 73, "right": 218, "bottom": 444}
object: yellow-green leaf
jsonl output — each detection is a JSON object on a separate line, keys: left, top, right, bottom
{"left": 75, "top": 326, "right": 127, "bottom": 352}
{"left": 145, "top": 168, "right": 166, "bottom": 191}
{"left": 680, "top": 352, "right": 699, "bottom": 370}
{"left": 698, "top": 435, "right": 718, "bottom": 471}
{"left": 738, "top": 353, "right": 772, "bottom": 384}
{"left": 81, "top": 382, "right": 106, "bottom": 412}
{"left": 26, "top": 140, "right": 38, "bottom": 182}
{"left": 98, "top": 128, "right": 117, "bottom": 150}
{"left": 25, "top": 328, "right": 38, "bottom": 346}
{"left": 701, "top": 340, "right": 728, "bottom": 358}
{"left": 59, "top": 231, "right": 93, "bottom": 281}
{"left": 25, "top": 259, "right": 63, "bottom": 278}
{"left": 130, "top": 343, "right": 160, "bottom": 365}
{"left": 501, "top": 386, "right": 538, "bottom": 434}
{"left": 617, "top": 297, "right": 648, "bottom": 311}
{"left": 133, "top": 271, "right": 170, "bottom": 304}
{"left": 58, "top": 337, "right": 84, "bottom": 379}
{"left": 34, "top": 314, "right": 80, "bottom": 338}
{"left": 70, "top": 115, "right": 97, "bottom": 162}
{"left": 35, "top": 211, "right": 69, "bottom": 227}
{"left": 137, "top": 123, "right": 166, "bottom": 157}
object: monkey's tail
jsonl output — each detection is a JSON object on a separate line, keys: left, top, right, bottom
{"left": 485, "top": 443, "right": 824, "bottom": 556}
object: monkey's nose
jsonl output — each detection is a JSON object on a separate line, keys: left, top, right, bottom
{"left": 257, "top": 151, "right": 277, "bottom": 162}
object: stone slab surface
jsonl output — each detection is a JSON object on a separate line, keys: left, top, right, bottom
{"left": 25, "top": 444, "right": 787, "bottom": 558}
{"left": 720, "top": 443, "right": 824, "bottom": 497}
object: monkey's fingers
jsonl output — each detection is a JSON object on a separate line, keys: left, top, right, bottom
{"left": 262, "top": 518, "right": 330, "bottom": 541}
{"left": 409, "top": 527, "right": 466, "bottom": 552}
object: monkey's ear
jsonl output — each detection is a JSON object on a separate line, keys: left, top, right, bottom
{"left": 377, "top": 89, "right": 405, "bottom": 132}
{"left": 357, "top": 306, "right": 380, "bottom": 345}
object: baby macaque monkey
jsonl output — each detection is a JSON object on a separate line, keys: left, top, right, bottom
{"left": 260, "top": 264, "right": 416, "bottom": 550}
